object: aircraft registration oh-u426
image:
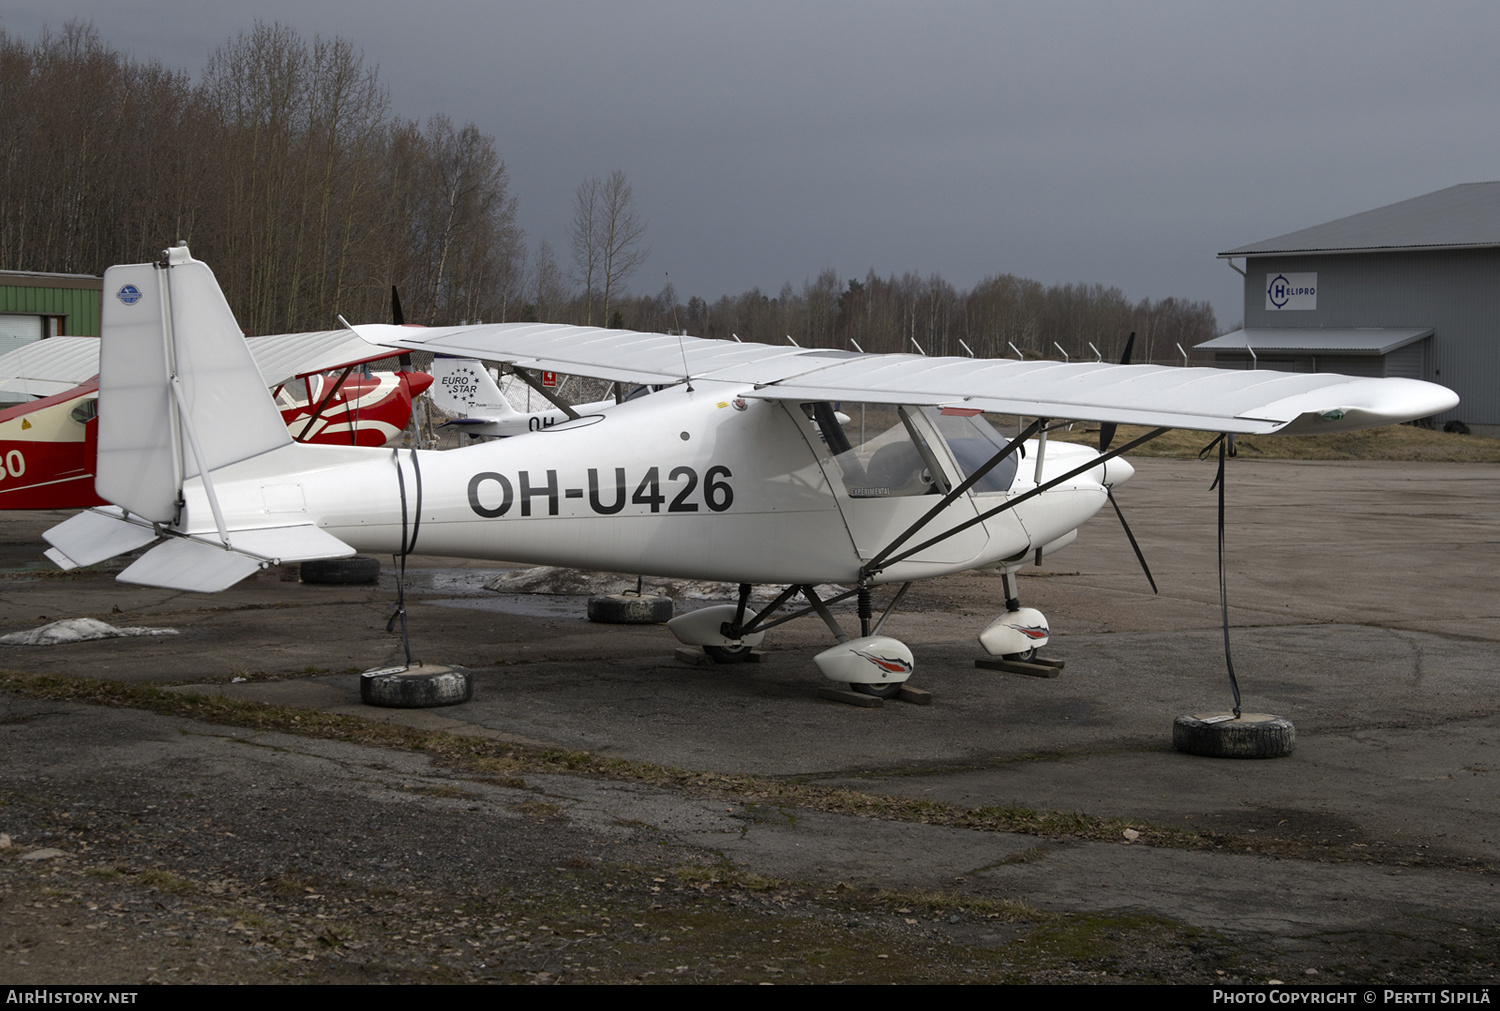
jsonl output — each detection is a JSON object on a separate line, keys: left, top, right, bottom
{"left": 44, "top": 247, "right": 1459, "bottom": 697}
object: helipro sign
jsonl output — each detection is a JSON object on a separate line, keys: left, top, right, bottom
{"left": 1266, "top": 272, "right": 1316, "bottom": 310}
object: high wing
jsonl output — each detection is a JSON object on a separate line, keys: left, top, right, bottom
{"left": 244, "top": 329, "right": 406, "bottom": 388}
{"left": 0, "top": 329, "right": 404, "bottom": 398}
{"left": 352, "top": 322, "right": 1458, "bottom": 435}
{"left": 0, "top": 336, "right": 103, "bottom": 398}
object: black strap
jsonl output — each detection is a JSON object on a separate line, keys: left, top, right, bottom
{"left": 386, "top": 448, "right": 415, "bottom": 666}
{"left": 1214, "top": 433, "right": 1242, "bottom": 717}
{"left": 407, "top": 447, "right": 423, "bottom": 554}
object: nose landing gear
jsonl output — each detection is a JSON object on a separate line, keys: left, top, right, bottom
{"left": 975, "top": 568, "right": 1065, "bottom": 677}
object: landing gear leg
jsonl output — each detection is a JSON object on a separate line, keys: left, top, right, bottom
{"left": 997, "top": 570, "right": 1035, "bottom": 661}
{"left": 701, "top": 583, "right": 759, "bottom": 663}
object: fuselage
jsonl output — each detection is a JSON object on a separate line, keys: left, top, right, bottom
{"left": 184, "top": 381, "right": 1117, "bottom": 585}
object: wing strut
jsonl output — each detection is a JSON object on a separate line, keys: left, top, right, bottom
{"left": 296, "top": 364, "right": 357, "bottom": 441}
{"left": 509, "top": 367, "right": 581, "bottom": 421}
{"left": 862, "top": 425, "right": 1171, "bottom": 580}
{"left": 168, "top": 374, "right": 231, "bottom": 550}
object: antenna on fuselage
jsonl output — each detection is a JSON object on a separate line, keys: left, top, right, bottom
{"left": 666, "top": 271, "right": 684, "bottom": 334}
{"left": 662, "top": 271, "right": 693, "bottom": 390}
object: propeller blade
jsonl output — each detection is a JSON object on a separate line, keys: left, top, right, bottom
{"left": 1107, "top": 487, "right": 1157, "bottom": 594}
{"left": 391, "top": 286, "right": 413, "bottom": 368}
{"left": 1098, "top": 331, "right": 1138, "bottom": 452}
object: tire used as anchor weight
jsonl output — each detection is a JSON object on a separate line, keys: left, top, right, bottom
{"left": 360, "top": 664, "right": 473, "bottom": 708}
{"left": 300, "top": 556, "right": 381, "bottom": 585}
{"left": 587, "top": 593, "right": 674, "bottom": 624}
{"left": 1172, "top": 712, "right": 1295, "bottom": 759}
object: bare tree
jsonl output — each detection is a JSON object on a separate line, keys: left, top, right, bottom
{"left": 569, "top": 169, "right": 648, "bottom": 327}
{"left": 598, "top": 169, "right": 648, "bottom": 328}
{"left": 568, "top": 175, "right": 601, "bottom": 324}
{"left": 529, "top": 239, "right": 570, "bottom": 322}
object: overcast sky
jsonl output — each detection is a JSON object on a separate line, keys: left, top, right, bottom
{"left": 5, "top": 1, "right": 1499, "bottom": 329}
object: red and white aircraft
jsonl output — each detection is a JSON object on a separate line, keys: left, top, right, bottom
{"left": 43, "top": 247, "right": 1458, "bottom": 695}
{"left": 0, "top": 332, "right": 431, "bottom": 510}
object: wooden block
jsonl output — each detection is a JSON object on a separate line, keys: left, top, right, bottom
{"left": 974, "top": 656, "right": 1061, "bottom": 678}
{"left": 897, "top": 685, "right": 933, "bottom": 705}
{"left": 817, "top": 686, "right": 884, "bottom": 708}
{"left": 673, "top": 647, "right": 767, "bottom": 666}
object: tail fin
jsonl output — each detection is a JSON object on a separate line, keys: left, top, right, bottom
{"left": 47, "top": 245, "right": 354, "bottom": 592}
{"left": 429, "top": 357, "right": 516, "bottom": 417}
{"left": 96, "top": 244, "right": 290, "bottom": 521}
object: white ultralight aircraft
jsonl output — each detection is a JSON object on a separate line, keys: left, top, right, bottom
{"left": 43, "top": 247, "right": 1459, "bottom": 696}
{"left": 428, "top": 356, "right": 620, "bottom": 438}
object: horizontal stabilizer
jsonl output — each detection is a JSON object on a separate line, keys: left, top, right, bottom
{"left": 43, "top": 507, "right": 158, "bottom": 568}
{"left": 44, "top": 547, "right": 78, "bottom": 571}
{"left": 118, "top": 538, "right": 265, "bottom": 592}
{"left": 209, "top": 524, "right": 354, "bottom": 563}
{"left": 115, "top": 523, "right": 355, "bottom": 592}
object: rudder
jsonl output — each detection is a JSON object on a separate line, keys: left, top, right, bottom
{"left": 96, "top": 244, "right": 290, "bottom": 521}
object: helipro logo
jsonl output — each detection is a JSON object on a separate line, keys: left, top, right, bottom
{"left": 1265, "top": 272, "right": 1316, "bottom": 310}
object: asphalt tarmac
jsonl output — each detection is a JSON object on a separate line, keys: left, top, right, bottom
{"left": 1, "top": 457, "right": 1497, "bottom": 983}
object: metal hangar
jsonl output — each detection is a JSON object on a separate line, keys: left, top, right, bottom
{"left": 1201, "top": 181, "right": 1500, "bottom": 434}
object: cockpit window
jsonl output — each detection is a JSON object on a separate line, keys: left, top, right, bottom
{"left": 927, "top": 407, "right": 1020, "bottom": 494}
{"left": 802, "top": 403, "right": 947, "bottom": 498}
{"left": 805, "top": 403, "right": 1021, "bottom": 498}
{"left": 69, "top": 396, "right": 99, "bottom": 424}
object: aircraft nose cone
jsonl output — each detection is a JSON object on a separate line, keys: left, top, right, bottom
{"left": 1103, "top": 456, "right": 1135, "bottom": 487}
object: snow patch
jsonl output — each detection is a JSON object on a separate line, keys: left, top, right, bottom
{"left": 483, "top": 566, "right": 844, "bottom": 601}
{"left": 0, "top": 617, "right": 180, "bottom": 646}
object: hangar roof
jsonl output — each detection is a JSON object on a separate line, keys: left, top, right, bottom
{"left": 1197, "top": 328, "right": 1433, "bottom": 355}
{"left": 1219, "top": 182, "right": 1500, "bottom": 258}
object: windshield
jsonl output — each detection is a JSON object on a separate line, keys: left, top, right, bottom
{"left": 927, "top": 408, "right": 1019, "bottom": 494}
{"left": 806, "top": 403, "right": 1019, "bottom": 498}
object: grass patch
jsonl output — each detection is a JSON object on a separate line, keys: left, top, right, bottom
{"left": 670, "top": 862, "right": 782, "bottom": 893}
{"left": 873, "top": 886, "right": 1045, "bottom": 923}
{"left": 0, "top": 669, "right": 1454, "bottom": 868}
{"left": 137, "top": 868, "right": 198, "bottom": 894}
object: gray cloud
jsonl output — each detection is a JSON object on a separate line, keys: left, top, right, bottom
{"left": 6, "top": 0, "right": 1499, "bottom": 327}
